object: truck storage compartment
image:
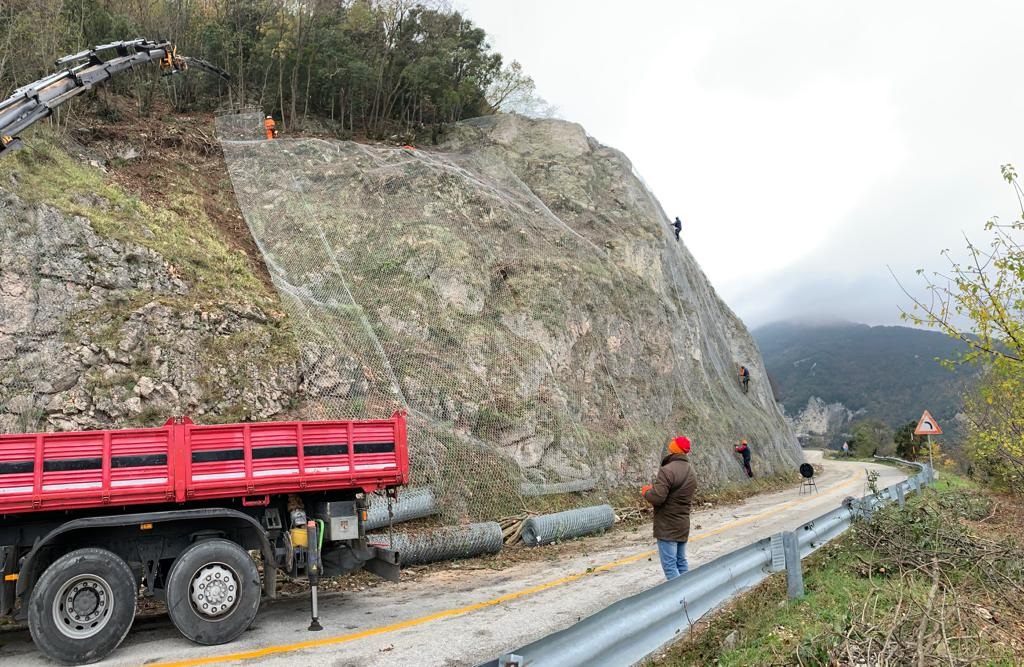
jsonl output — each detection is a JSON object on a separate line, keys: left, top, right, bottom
{"left": 0, "top": 412, "right": 409, "bottom": 514}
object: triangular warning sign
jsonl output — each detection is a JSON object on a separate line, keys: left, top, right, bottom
{"left": 914, "top": 410, "right": 942, "bottom": 436}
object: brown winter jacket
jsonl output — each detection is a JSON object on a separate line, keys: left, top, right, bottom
{"left": 643, "top": 453, "right": 697, "bottom": 542}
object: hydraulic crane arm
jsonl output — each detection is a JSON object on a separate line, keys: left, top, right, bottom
{"left": 0, "top": 39, "right": 229, "bottom": 158}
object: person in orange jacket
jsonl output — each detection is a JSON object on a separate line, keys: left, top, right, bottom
{"left": 641, "top": 435, "right": 698, "bottom": 580}
{"left": 264, "top": 115, "right": 277, "bottom": 140}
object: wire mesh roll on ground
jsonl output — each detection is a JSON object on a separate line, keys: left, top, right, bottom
{"left": 365, "top": 487, "right": 437, "bottom": 530}
{"left": 519, "top": 479, "right": 597, "bottom": 496}
{"left": 370, "top": 522, "right": 503, "bottom": 566}
{"left": 521, "top": 504, "right": 616, "bottom": 547}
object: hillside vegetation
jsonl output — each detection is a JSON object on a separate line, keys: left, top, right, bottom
{"left": 653, "top": 476, "right": 1024, "bottom": 665}
{"left": 1, "top": 0, "right": 545, "bottom": 138}
{"left": 755, "top": 321, "right": 976, "bottom": 428}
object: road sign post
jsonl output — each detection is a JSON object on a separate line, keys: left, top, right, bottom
{"left": 914, "top": 410, "right": 942, "bottom": 473}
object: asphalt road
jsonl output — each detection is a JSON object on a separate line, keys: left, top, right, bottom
{"left": 0, "top": 452, "right": 905, "bottom": 667}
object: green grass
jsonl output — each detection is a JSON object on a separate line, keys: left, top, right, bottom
{"left": 651, "top": 473, "right": 1022, "bottom": 666}
{"left": 0, "top": 130, "right": 303, "bottom": 425}
{"left": 0, "top": 131, "right": 273, "bottom": 307}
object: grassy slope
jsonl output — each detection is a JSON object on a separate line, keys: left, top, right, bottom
{"left": 0, "top": 127, "right": 270, "bottom": 307}
{"left": 649, "top": 474, "right": 1023, "bottom": 666}
{"left": 0, "top": 120, "right": 298, "bottom": 425}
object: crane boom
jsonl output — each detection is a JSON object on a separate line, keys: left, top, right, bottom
{"left": 0, "top": 38, "right": 229, "bottom": 158}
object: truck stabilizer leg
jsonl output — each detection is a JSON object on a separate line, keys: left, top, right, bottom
{"left": 307, "top": 521, "right": 323, "bottom": 631}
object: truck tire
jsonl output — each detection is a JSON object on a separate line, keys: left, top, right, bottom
{"left": 27, "top": 548, "right": 137, "bottom": 665}
{"left": 165, "top": 538, "right": 261, "bottom": 645}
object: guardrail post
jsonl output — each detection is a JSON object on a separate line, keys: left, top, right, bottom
{"left": 846, "top": 496, "right": 872, "bottom": 520}
{"left": 783, "top": 531, "right": 803, "bottom": 599}
{"left": 895, "top": 483, "right": 906, "bottom": 508}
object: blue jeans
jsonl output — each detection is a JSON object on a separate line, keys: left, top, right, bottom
{"left": 657, "top": 539, "right": 688, "bottom": 580}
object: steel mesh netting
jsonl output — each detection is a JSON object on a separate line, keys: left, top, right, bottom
{"left": 0, "top": 201, "right": 66, "bottom": 437}
{"left": 521, "top": 504, "right": 616, "bottom": 547}
{"left": 373, "top": 522, "right": 503, "bottom": 566}
{"left": 214, "top": 112, "right": 674, "bottom": 523}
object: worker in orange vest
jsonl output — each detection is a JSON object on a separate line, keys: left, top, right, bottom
{"left": 264, "top": 115, "right": 277, "bottom": 140}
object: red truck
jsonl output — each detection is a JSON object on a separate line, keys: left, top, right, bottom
{"left": 0, "top": 412, "right": 410, "bottom": 664}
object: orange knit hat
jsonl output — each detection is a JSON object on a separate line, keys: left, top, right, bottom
{"left": 668, "top": 436, "right": 691, "bottom": 454}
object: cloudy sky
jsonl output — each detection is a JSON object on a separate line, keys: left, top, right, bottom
{"left": 457, "top": 1, "right": 1024, "bottom": 327}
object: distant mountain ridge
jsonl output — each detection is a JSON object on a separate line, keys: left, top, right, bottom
{"left": 753, "top": 321, "right": 976, "bottom": 433}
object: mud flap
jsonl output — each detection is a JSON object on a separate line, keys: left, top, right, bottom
{"left": 362, "top": 546, "right": 400, "bottom": 583}
{"left": 0, "top": 545, "right": 15, "bottom": 616}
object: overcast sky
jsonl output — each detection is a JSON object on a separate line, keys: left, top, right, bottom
{"left": 457, "top": 1, "right": 1024, "bottom": 328}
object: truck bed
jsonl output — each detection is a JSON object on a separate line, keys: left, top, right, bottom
{"left": 0, "top": 412, "right": 409, "bottom": 514}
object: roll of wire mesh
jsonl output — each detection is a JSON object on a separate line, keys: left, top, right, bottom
{"left": 365, "top": 487, "right": 437, "bottom": 530}
{"left": 521, "top": 504, "right": 615, "bottom": 547}
{"left": 369, "top": 522, "right": 503, "bottom": 566}
{"left": 519, "top": 479, "right": 597, "bottom": 497}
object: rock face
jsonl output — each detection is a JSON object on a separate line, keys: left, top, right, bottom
{"left": 218, "top": 112, "right": 804, "bottom": 513}
{"left": 0, "top": 185, "right": 298, "bottom": 434}
{"left": 0, "top": 115, "right": 803, "bottom": 522}
{"left": 788, "top": 396, "right": 857, "bottom": 448}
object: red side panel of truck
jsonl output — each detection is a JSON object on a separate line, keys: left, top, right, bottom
{"left": 0, "top": 412, "right": 409, "bottom": 514}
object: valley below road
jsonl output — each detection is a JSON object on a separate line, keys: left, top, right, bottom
{"left": 0, "top": 452, "right": 906, "bottom": 667}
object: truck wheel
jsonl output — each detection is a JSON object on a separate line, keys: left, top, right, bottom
{"left": 165, "top": 539, "right": 261, "bottom": 645}
{"left": 27, "top": 548, "right": 137, "bottom": 665}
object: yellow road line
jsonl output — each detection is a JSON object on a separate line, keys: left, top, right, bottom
{"left": 149, "top": 468, "right": 865, "bottom": 667}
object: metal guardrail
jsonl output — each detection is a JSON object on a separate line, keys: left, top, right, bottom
{"left": 480, "top": 456, "right": 934, "bottom": 667}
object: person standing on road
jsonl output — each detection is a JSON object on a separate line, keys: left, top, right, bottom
{"left": 641, "top": 435, "right": 698, "bottom": 580}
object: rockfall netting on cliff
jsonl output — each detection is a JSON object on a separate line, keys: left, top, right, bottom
{"left": 214, "top": 112, "right": 803, "bottom": 522}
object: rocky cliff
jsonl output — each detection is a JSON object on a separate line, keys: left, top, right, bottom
{"left": 0, "top": 137, "right": 299, "bottom": 434}
{"left": 0, "top": 115, "right": 802, "bottom": 521}
{"left": 787, "top": 396, "right": 857, "bottom": 448}
{"left": 216, "top": 112, "right": 803, "bottom": 514}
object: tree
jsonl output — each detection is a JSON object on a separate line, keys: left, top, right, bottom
{"left": 848, "top": 419, "right": 892, "bottom": 458}
{"left": 487, "top": 60, "right": 533, "bottom": 110}
{"left": 899, "top": 165, "right": 1024, "bottom": 493}
{"left": 893, "top": 420, "right": 925, "bottom": 460}
{"left": 1, "top": 0, "right": 527, "bottom": 137}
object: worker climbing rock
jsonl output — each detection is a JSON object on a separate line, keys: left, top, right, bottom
{"left": 641, "top": 435, "right": 697, "bottom": 580}
{"left": 735, "top": 440, "right": 754, "bottom": 478}
{"left": 264, "top": 115, "right": 277, "bottom": 140}
{"left": 672, "top": 216, "right": 682, "bottom": 241}
{"left": 739, "top": 365, "right": 750, "bottom": 393}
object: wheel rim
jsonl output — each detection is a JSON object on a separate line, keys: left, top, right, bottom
{"left": 52, "top": 574, "right": 114, "bottom": 640}
{"left": 189, "top": 562, "right": 240, "bottom": 619}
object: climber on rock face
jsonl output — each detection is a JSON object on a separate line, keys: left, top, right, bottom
{"left": 735, "top": 439, "right": 753, "bottom": 478}
{"left": 672, "top": 216, "right": 682, "bottom": 241}
{"left": 739, "top": 365, "right": 750, "bottom": 393}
